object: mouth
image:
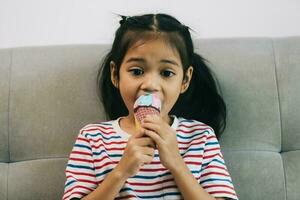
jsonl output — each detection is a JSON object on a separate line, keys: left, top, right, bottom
{"left": 134, "top": 92, "right": 162, "bottom": 112}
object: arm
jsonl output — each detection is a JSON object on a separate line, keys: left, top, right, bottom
{"left": 142, "top": 115, "right": 233, "bottom": 200}
{"left": 82, "top": 132, "right": 155, "bottom": 200}
{"left": 169, "top": 156, "right": 223, "bottom": 200}
{"left": 82, "top": 166, "right": 127, "bottom": 200}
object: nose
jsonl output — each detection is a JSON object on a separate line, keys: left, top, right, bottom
{"left": 140, "top": 73, "right": 160, "bottom": 93}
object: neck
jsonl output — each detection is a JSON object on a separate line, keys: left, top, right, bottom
{"left": 119, "top": 114, "right": 173, "bottom": 136}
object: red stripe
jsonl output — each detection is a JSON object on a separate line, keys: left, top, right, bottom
{"left": 179, "top": 140, "right": 206, "bottom": 150}
{"left": 178, "top": 135, "right": 207, "bottom": 144}
{"left": 203, "top": 184, "right": 234, "bottom": 191}
{"left": 135, "top": 184, "right": 177, "bottom": 193}
{"left": 209, "top": 190, "right": 237, "bottom": 196}
{"left": 91, "top": 143, "right": 125, "bottom": 151}
{"left": 82, "top": 128, "right": 116, "bottom": 135}
{"left": 85, "top": 137, "right": 127, "bottom": 145}
{"left": 102, "top": 140, "right": 127, "bottom": 145}
{"left": 178, "top": 123, "right": 208, "bottom": 129}
{"left": 203, "top": 153, "right": 221, "bottom": 160}
{"left": 204, "top": 147, "right": 220, "bottom": 153}
{"left": 126, "top": 178, "right": 174, "bottom": 186}
{"left": 204, "top": 165, "right": 227, "bottom": 171}
{"left": 183, "top": 154, "right": 203, "bottom": 159}
{"left": 77, "top": 137, "right": 89, "bottom": 143}
{"left": 140, "top": 168, "right": 168, "bottom": 172}
{"left": 64, "top": 185, "right": 93, "bottom": 198}
{"left": 116, "top": 194, "right": 137, "bottom": 199}
{"left": 176, "top": 128, "right": 211, "bottom": 134}
{"left": 83, "top": 124, "right": 114, "bottom": 131}
{"left": 201, "top": 171, "right": 229, "bottom": 177}
{"left": 94, "top": 155, "right": 111, "bottom": 163}
{"left": 71, "top": 150, "right": 92, "bottom": 156}
{"left": 186, "top": 161, "right": 202, "bottom": 165}
{"left": 63, "top": 191, "right": 87, "bottom": 200}
{"left": 65, "top": 170, "right": 95, "bottom": 177}
{"left": 95, "top": 161, "right": 116, "bottom": 169}
{"left": 69, "top": 157, "right": 93, "bottom": 163}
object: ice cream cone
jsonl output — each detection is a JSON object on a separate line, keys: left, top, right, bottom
{"left": 134, "top": 93, "right": 161, "bottom": 130}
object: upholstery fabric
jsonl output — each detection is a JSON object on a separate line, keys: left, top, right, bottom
{"left": 0, "top": 38, "right": 299, "bottom": 199}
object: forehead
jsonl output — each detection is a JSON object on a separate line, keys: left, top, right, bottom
{"left": 124, "top": 36, "right": 181, "bottom": 61}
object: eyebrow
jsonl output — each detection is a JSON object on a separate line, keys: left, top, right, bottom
{"left": 125, "top": 57, "right": 180, "bottom": 67}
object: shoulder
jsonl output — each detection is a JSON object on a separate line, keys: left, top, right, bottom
{"left": 78, "top": 120, "right": 116, "bottom": 139}
{"left": 176, "top": 116, "right": 215, "bottom": 135}
{"left": 174, "top": 116, "right": 217, "bottom": 143}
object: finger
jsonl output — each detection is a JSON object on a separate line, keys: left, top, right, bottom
{"left": 135, "top": 137, "right": 155, "bottom": 148}
{"left": 142, "top": 114, "right": 160, "bottom": 124}
{"left": 140, "top": 154, "right": 154, "bottom": 165}
{"left": 140, "top": 146, "right": 155, "bottom": 157}
{"left": 144, "top": 129, "right": 163, "bottom": 147}
{"left": 141, "top": 122, "right": 162, "bottom": 136}
{"left": 133, "top": 130, "right": 145, "bottom": 138}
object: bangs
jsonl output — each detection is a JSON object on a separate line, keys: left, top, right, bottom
{"left": 117, "top": 30, "right": 189, "bottom": 69}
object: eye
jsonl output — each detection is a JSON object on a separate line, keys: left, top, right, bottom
{"left": 161, "top": 70, "right": 175, "bottom": 77}
{"left": 129, "top": 68, "right": 144, "bottom": 76}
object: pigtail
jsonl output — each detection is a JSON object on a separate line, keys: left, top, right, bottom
{"left": 97, "top": 53, "right": 128, "bottom": 120}
{"left": 171, "top": 53, "right": 226, "bottom": 138}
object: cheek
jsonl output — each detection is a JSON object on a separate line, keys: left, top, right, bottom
{"left": 162, "top": 87, "right": 182, "bottom": 114}
{"left": 118, "top": 79, "right": 138, "bottom": 112}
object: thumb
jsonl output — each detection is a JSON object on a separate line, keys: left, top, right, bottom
{"left": 133, "top": 128, "right": 145, "bottom": 138}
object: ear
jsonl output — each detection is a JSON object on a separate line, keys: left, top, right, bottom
{"left": 180, "top": 66, "right": 193, "bottom": 94}
{"left": 110, "top": 61, "right": 119, "bottom": 88}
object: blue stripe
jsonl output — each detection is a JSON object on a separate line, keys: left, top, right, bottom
{"left": 205, "top": 141, "right": 219, "bottom": 146}
{"left": 201, "top": 159, "right": 225, "bottom": 171}
{"left": 177, "top": 131, "right": 209, "bottom": 140}
{"left": 85, "top": 132, "right": 121, "bottom": 140}
{"left": 67, "top": 164, "right": 95, "bottom": 170}
{"left": 200, "top": 178, "right": 233, "bottom": 184}
{"left": 132, "top": 171, "right": 172, "bottom": 179}
{"left": 180, "top": 119, "right": 195, "bottom": 123}
{"left": 140, "top": 192, "right": 181, "bottom": 199}
{"left": 92, "top": 149, "right": 106, "bottom": 156}
{"left": 186, "top": 147, "right": 204, "bottom": 152}
{"left": 74, "top": 144, "right": 92, "bottom": 151}
{"left": 95, "top": 168, "right": 113, "bottom": 177}
{"left": 98, "top": 122, "right": 113, "bottom": 126}
{"left": 120, "top": 187, "right": 181, "bottom": 199}
{"left": 64, "top": 180, "right": 76, "bottom": 188}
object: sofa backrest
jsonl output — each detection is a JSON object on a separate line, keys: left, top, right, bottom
{"left": 0, "top": 37, "right": 299, "bottom": 200}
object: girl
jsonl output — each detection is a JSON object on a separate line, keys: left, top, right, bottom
{"left": 63, "top": 13, "right": 238, "bottom": 200}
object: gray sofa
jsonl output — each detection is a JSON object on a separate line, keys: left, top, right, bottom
{"left": 0, "top": 37, "right": 299, "bottom": 200}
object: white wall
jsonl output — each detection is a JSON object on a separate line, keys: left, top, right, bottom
{"left": 1, "top": 0, "right": 300, "bottom": 48}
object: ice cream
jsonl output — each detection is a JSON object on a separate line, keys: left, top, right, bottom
{"left": 134, "top": 93, "right": 161, "bottom": 130}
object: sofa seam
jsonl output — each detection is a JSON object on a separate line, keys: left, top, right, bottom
{"left": 271, "top": 38, "right": 287, "bottom": 200}
{"left": 8, "top": 156, "right": 69, "bottom": 164}
{"left": 8, "top": 49, "right": 12, "bottom": 163}
{"left": 6, "top": 48, "right": 13, "bottom": 200}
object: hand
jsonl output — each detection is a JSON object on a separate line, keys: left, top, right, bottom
{"left": 115, "top": 131, "right": 155, "bottom": 179}
{"left": 141, "top": 115, "right": 183, "bottom": 171}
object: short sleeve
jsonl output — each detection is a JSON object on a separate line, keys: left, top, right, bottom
{"left": 199, "top": 129, "right": 238, "bottom": 200}
{"left": 62, "top": 131, "right": 97, "bottom": 200}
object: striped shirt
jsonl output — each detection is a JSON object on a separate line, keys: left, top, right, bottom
{"left": 63, "top": 116, "right": 238, "bottom": 200}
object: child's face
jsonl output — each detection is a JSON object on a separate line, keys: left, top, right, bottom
{"left": 111, "top": 38, "right": 193, "bottom": 122}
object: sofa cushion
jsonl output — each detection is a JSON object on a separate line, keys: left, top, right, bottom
{"left": 9, "top": 46, "right": 108, "bottom": 162}
{"left": 8, "top": 158, "right": 67, "bottom": 200}
{"left": 195, "top": 38, "right": 281, "bottom": 152}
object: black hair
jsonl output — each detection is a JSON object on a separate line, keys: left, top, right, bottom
{"left": 97, "top": 13, "right": 226, "bottom": 138}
